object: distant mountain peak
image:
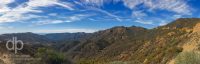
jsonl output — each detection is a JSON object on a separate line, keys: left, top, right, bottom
{"left": 159, "top": 18, "right": 200, "bottom": 30}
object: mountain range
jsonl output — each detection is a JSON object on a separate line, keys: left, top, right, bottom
{"left": 1, "top": 18, "right": 200, "bottom": 64}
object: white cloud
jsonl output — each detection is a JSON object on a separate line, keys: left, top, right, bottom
{"left": 69, "top": 16, "right": 81, "bottom": 21}
{"left": 80, "top": 0, "right": 105, "bottom": 7}
{"left": 0, "top": 0, "right": 15, "bottom": 4}
{"left": 54, "top": 2, "right": 74, "bottom": 10}
{"left": 90, "top": 7, "right": 122, "bottom": 21}
{"left": 35, "top": 28, "right": 97, "bottom": 33}
{"left": 74, "top": 1, "right": 122, "bottom": 21}
{"left": 80, "top": 0, "right": 121, "bottom": 7}
{"left": 0, "top": 0, "right": 193, "bottom": 28}
{"left": 67, "top": 14, "right": 94, "bottom": 21}
{"left": 0, "top": 0, "right": 14, "bottom": 14}
{"left": 132, "top": 10, "right": 147, "bottom": 18}
{"left": 159, "top": 21, "right": 168, "bottom": 26}
{"left": 35, "top": 20, "right": 66, "bottom": 25}
{"left": 78, "top": 0, "right": 191, "bottom": 23}
{"left": 135, "top": 20, "right": 153, "bottom": 25}
{"left": 33, "top": 14, "right": 93, "bottom": 25}
{"left": 172, "top": 14, "right": 182, "bottom": 19}
{"left": 123, "top": 0, "right": 191, "bottom": 15}
{"left": 0, "top": 12, "right": 44, "bottom": 23}
{"left": 26, "top": 0, "right": 74, "bottom": 10}
{"left": 79, "top": 0, "right": 191, "bottom": 15}
{"left": 0, "top": 0, "right": 75, "bottom": 23}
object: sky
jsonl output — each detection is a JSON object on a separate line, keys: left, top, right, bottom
{"left": 0, "top": 0, "right": 200, "bottom": 34}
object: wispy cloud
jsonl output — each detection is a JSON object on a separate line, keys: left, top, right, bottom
{"left": 159, "top": 20, "right": 168, "bottom": 26}
{"left": 172, "top": 14, "right": 183, "bottom": 19}
{"left": 78, "top": 0, "right": 192, "bottom": 15}
{"left": 0, "top": 0, "right": 75, "bottom": 23}
{"left": 123, "top": 0, "right": 191, "bottom": 15}
{"left": 135, "top": 20, "right": 153, "bottom": 25}
{"left": 0, "top": 0, "right": 15, "bottom": 14}
{"left": 0, "top": 0, "right": 196, "bottom": 33}
{"left": 74, "top": 1, "right": 123, "bottom": 21}
{"left": 132, "top": 10, "right": 147, "bottom": 19}
{"left": 0, "top": 0, "right": 193, "bottom": 24}
{"left": 33, "top": 14, "right": 93, "bottom": 25}
{"left": 80, "top": 0, "right": 121, "bottom": 7}
{"left": 90, "top": 7, "right": 122, "bottom": 21}
{"left": 77, "top": 0, "right": 192, "bottom": 24}
{"left": 34, "top": 20, "right": 66, "bottom": 25}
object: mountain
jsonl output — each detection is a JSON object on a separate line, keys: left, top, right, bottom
{"left": 44, "top": 32, "right": 91, "bottom": 42}
{"left": 0, "top": 32, "right": 91, "bottom": 43}
{"left": 0, "top": 18, "right": 200, "bottom": 64}
{"left": 0, "top": 32, "right": 50, "bottom": 44}
{"left": 62, "top": 18, "right": 200, "bottom": 64}
{"left": 0, "top": 32, "right": 91, "bottom": 64}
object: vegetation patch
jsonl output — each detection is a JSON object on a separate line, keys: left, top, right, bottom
{"left": 175, "top": 51, "right": 200, "bottom": 64}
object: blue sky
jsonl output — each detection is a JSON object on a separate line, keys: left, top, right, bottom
{"left": 0, "top": 0, "right": 200, "bottom": 34}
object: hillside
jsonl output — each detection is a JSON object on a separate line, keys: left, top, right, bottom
{"left": 0, "top": 32, "right": 91, "bottom": 64}
{"left": 44, "top": 32, "right": 91, "bottom": 42}
{"left": 63, "top": 18, "right": 200, "bottom": 64}
{"left": 0, "top": 18, "right": 200, "bottom": 64}
{"left": 0, "top": 32, "right": 50, "bottom": 44}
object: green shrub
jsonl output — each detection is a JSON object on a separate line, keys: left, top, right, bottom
{"left": 35, "top": 47, "right": 72, "bottom": 64}
{"left": 175, "top": 51, "right": 200, "bottom": 64}
{"left": 108, "top": 61, "right": 142, "bottom": 64}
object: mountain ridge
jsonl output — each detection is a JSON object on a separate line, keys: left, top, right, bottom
{"left": 63, "top": 18, "right": 200, "bottom": 64}
{"left": 0, "top": 18, "right": 200, "bottom": 64}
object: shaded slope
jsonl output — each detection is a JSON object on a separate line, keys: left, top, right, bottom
{"left": 64, "top": 18, "right": 200, "bottom": 64}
